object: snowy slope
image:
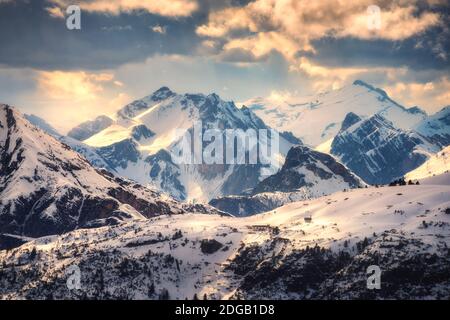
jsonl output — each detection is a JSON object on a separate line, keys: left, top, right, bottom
{"left": 209, "top": 145, "right": 365, "bottom": 216}
{"left": 414, "top": 106, "right": 450, "bottom": 148}
{"left": 75, "top": 88, "right": 297, "bottom": 202}
{"left": 419, "top": 172, "right": 450, "bottom": 185}
{"left": 405, "top": 146, "right": 450, "bottom": 181}
{"left": 0, "top": 104, "right": 222, "bottom": 240}
{"left": 253, "top": 145, "right": 363, "bottom": 193}
{"left": 244, "top": 80, "right": 426, "bottom": 147}
{"left": 67, "top": 115, "right": 114, "bottom": 141}
{"left": 1, "top": 183, "right": 449, "bottom": 299}
{"left": 24, "top": 113, "right": 113, "bottom": 171}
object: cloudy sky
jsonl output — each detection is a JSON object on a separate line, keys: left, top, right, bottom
{"left": 0, "top": 0, "right": 449, "bottom": 132}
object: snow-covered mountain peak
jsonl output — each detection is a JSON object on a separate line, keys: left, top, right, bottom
{"left": 339, "top": 112, "right": 362, "bottom": 132}
{"left": 252, "top": 145, "right": 364, "bottom": 195}
{"left": 330, "top": 112, "right": 438, "bottom": 184}
{"left": 0, "top": 104, "right": 222, "bottom": 240}
{"left": 67, "top": 115, "right": 114, "bottom": 141}
{"left": 352, "top": 79, "right": 392, "bottom": 100}
{"left": 116, "top": 87, "right": 177, "bottom": 120}
{"left": 150, "top": 86, "right": 176, "bottom": 101}
{"left": 414, "top": 105, "right": 450, "bottom": 147}
{"left": 68, "top": 90, "right": 296, "bottom": 201}
{"left": 345, "top": 113, "right": 394, "bottom": 134}
{"left": 246, "top": 80, "right": 427, "bottom": 146}
{"left": 352, "top": 80, "right": 427, "bottom": 116}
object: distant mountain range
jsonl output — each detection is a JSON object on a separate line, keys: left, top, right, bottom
{"left": 210, "top": 145, "right": 364, "bottom": 216}
{"left": 244, "top": 80, "right": 427, "bottom": 147}
{"left": 0, "top": 104, "right": 222, "bottom": 247}
{"left": 330, "top": 113, "right": 437, "bottom": 184}
{"left": 1, "top": 79, "right": 450, "bottom": 300}
{"left": 245, "top": 80, "right": 448, "bottom": 186}
{"left": 53, "top": 87, "right": 297, "bottom": 202}
{"left": 21, "top": 81, "right": 450, "bottom": 212}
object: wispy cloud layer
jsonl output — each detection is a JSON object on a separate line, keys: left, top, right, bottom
{"left": 0, "top": 0, "right": 449, "bottom": 127}
{"left": 49, "top": 0, "right": 199, "bottom": 17}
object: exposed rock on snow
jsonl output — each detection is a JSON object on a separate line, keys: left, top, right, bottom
{"left": 210, "top": 145, "right": 364, "bottom": 216}
{"left": 244, "top": 80, "right": 426, "bottom": 147}
{"left": 71, "top": 88, "right": 296, "bottom": 201}
{"left": 1, "top": 183, "right": 449, "bottom": 299}
{"left": 0, "top": 105, "right": 221, "bottom": 242}
{"left": 331, "top": 114, "right": 436, "bottom": 185}
{"left": 68, "top": 115, "right": 114, "bottom": 141}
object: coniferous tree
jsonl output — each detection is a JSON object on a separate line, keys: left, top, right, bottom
{"left": 159, "top": 288, "right": 170, "bottom": 300}
{"left": 29, "top": 247, "right": 37, "bottom": 260}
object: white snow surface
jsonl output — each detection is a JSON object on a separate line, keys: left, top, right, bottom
{"left": 1, "top": 182, "right": 449, "bottom": 299}
{"left": 405, "top": 146, "right": 450, "bottom": 181}
{"left": 79, "top": 89, "right": 295, "bottom": 201}
{"left": 243, "top": 81, "right": 426, "bottom": 147}
{"left": 0, "top": 105, "right": 218, "bottom": 228}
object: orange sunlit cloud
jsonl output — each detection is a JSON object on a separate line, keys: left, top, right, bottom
{"left": 33, "top": 70, "right": 129, "bottom": 131}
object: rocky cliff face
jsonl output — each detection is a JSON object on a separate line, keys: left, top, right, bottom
{"left": 210, "top": 145, "right": 364, "bottom": 216}
{"left": 414, "top": 106, "right": 450, "bottom": 148}
{"left": 67, "top": 115, "right": 114, "bottom": 141}
{"left": 67, "top": 87, "right": 296, "bottom": 202}
{"left": 253, "top": 145, "right": 363, "bottom": 194}
{"left": 0, "top": 104, "right": 221, "bottom": 243}
{"left": 331, "top": 114, "right": 435, "bottom": 185}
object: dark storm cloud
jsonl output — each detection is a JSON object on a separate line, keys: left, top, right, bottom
{"left": 0, "top": 0, "right": 449, "bottom": 74}
{"left": 0, "top": 0, "right": 207, "bottom": 70}
{"left": 308, "top": 33, "right": 449, "bottom": 71}
{"left": 307, "top": 7, "right": 450, "bottom": 72}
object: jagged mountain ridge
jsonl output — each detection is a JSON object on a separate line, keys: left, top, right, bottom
{"left": 244, "top": 80, "right": 427, "bottom": 147}
{"left": 330, "top": 113, "right": 437, "bottom": 185}
{"left": 70, "top": 87, "right": 297, "bottom": 202}
{"left": 414, "top": 106, "right": 450, "bottom": 148}
{"left": 67, "top": 115, "right": 114, "bottom": 141}
{"left": 210, "top": 145, "right": 364, "bottom": 216}
{"left": 31, "top": 82, "right": 449, "bottom": 206}
{"left": 0, "top": 104, "right": 221, "bottom": 243}
{"left": 245, "top": 81, "right": 448, "bottom": 188}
